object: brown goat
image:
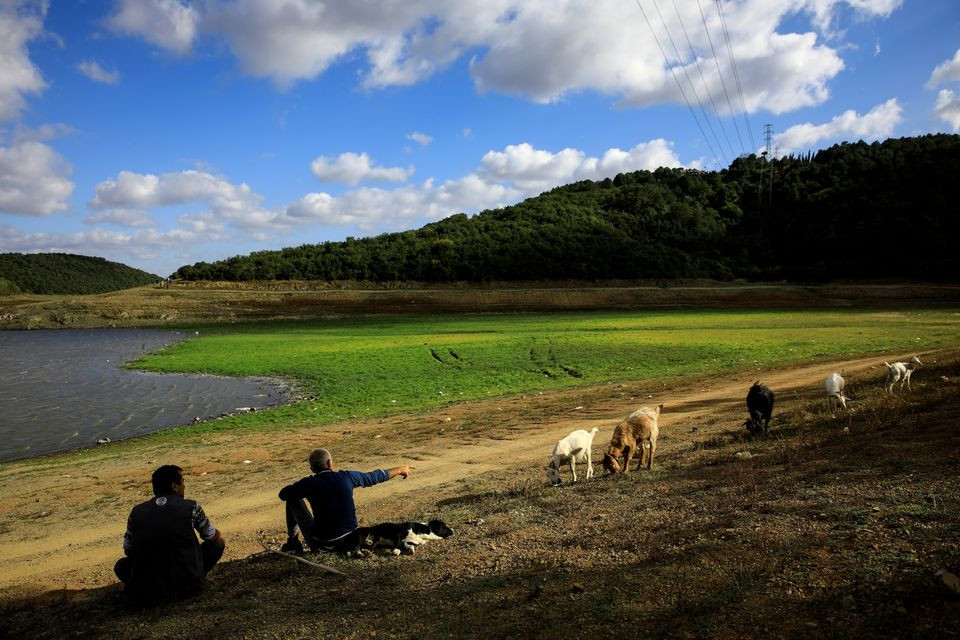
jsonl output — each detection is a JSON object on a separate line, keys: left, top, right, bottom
{"left": 601, "top": 404, "right": 662, "bottom": 474}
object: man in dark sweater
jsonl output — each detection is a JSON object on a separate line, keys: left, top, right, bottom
{"left": 115, "top": 465, "right": 225, "bottom": 603}
{"left": 279, "top": 448, "right": 412, "bottom": 554}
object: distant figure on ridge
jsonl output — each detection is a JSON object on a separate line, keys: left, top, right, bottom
{"left": 115, "top": 465, "right": 225, "bottom": 604}
{"left": 278, "top": 447, "right": 412, "bottom": 554}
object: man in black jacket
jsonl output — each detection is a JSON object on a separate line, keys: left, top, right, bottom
{"left": 115, "top": 465, "right": 225, "bottom": 603}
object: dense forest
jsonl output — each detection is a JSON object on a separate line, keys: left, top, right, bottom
{"left": 0, "top": 253, "right": 159, "bottom": 295}
{"left": 174, "top": 134, "right": 960, "bottom": 283}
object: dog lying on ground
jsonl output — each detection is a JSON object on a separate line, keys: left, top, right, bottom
{"left": 352, "top": 519, "right": 454, "bottom": 556}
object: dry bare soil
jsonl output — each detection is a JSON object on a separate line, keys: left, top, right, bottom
{"left": 2, "top": 280, "right": 960, "bottom": 328}
{"left": 1, "top": 348, "right": 958, "bottom": 639}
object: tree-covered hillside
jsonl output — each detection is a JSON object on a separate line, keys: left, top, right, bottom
{"left": 0, "top": 253, "right": 160, "bottom": 295}
{"left": 174, "top": 134, "right": 960, "bottom": 283}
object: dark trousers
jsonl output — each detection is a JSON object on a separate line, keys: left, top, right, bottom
{"left": 114, "top": 537, "right": 225, "bottom": 584}
{"left": 284, "top": 499, "right": 361, "bottom": 553}
{"left": 285, "top": 498, "right": 314, "bottom": 540}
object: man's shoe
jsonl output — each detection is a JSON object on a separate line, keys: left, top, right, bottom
{"left": 280, "top": 536, "right": 304, "bottom": 555}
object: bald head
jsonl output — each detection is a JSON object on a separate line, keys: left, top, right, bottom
{"left": 308, "top": 448, "right": 332, "bottom": 473}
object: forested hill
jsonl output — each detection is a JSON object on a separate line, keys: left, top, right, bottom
{"left": 0, "top": 253, "right": 159, "bottom": 295}
{"left": 174, "top": 134, "right": 960, "bottom": 283}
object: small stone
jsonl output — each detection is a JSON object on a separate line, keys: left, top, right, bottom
{"left": 935, "top": 568, "right": 960, "bottom": 595}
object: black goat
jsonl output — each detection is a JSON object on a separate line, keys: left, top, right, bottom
{"left": 743, "top": 382, "right": 774, "bottom": 437}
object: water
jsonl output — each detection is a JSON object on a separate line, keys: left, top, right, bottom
{"left": 0, "top": 329, "right": 288, "bottom": 462}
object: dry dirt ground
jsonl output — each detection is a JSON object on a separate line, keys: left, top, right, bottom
{"left": 2, "top": 281, "right": 959, "bottom": 329}
{"left": 1, "top": 349, "right": 959, "bottom": 640}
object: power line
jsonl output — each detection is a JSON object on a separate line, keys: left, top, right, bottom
{"left": 650, "top": 0, "right": 728, "bottom": 165}
{"left": 670, "top": 0, "right": 736, "bottom": 160}
{"left": 715, "top": 0, "right": 756, "bottom": 151}
{"left": 634, "top": 0, "right": 722, "bottom": 166}
{"left": 695, "top": 0, "right": 745, "bottom": 154}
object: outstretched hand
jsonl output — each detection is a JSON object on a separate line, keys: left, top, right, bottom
{"left": 387, "top": 465, "right": 415, "bottom": 479}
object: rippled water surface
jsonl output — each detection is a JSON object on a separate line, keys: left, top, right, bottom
{"left": 0, "top": 329, "right": 287, "bottom": 462}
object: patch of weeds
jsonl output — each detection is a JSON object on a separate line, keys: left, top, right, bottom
{"left": 890, "top": 502, "right": 940, "bottom": 520}
{"left": 695, "top": 434, "right": 734, "bottom": 452}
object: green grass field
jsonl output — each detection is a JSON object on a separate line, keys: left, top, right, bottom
{"left": 132, "top": 309, "right": 960, "bottom": 436}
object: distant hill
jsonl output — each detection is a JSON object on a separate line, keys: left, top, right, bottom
{"left": 174, "top": 134, "right": 960, "bottom": 283}
{"left": 0, "top": 253, "right": 160, "bottom": 295}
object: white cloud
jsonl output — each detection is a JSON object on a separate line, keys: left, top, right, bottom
{"left": 177, "top": 211, "right": 226, "bottom": 235}
{"left": 11, "top": 123, "right": 74, "bottom": 144}
{"left": 104, "top": 0, "right": 895, "bottom": 116}
{"left": 926, "top": 49, "right": 960, "bottom": 89}
{"left": 282, "top": 177, "right": 520, "bottom": 231}
{"left": 407, "top": 131, "right": 433, "bottom": 146}
{"left": 481, "top": 144, "right": 585, "bottom": 191}
{"left": 77, "top": 60, "right": 121, "bottom": 85}
{"left": 89, "top": 169, "right": 270, "bottom": 229}
{"left": 284, "top": 139, "right": 682, "bottom": 229}
{"left": 481, "top": 140, "right": 682, "bottom": 191}
{"left": 0, "top": 223, "right": 204, "bottom": 275}
{"left": 773, "top": 98, "right": 903, "bottom": 154}
{"left": 0, "top": 1, "right": 47, "bottom": 123}
{"left": 802, "top": 0, "right": 902, "bottom": 34}
{"left": 584, "top": 140, "right": 686, "bottom": 177}
{"left": 84, "top": 208, "right": 153, "bottom": 227}
{"left": 106, "top": 0, "right": 200, "bottom": 55}
{"left": 0, "top": 141, "right": 74, "bottom": 216}
{"left": 933, "top": 89, "right": 960, "bottom": 131}
{"left": 309, "top": 152, "right": 414, "bottom": 185}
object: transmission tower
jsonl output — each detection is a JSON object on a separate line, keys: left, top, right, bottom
{"left": 763, "top": 123, "right": 774, "bottom": 219}
{"left": 763, "top": 124, "right": 774, "bottom": 156}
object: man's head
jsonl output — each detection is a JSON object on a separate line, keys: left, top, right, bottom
{"left": 308, "top": 448, "right": 332, "bottom": 473}
{"left": 151, "top": 465, "right": 185, "bottom": 496}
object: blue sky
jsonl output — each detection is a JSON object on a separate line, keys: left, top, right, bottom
{"left": 1, "top": 0, "right": 958, "bottom": 277}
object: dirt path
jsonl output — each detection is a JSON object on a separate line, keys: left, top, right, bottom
{"left": 0, "top": 351, "right": 919, "bottom": 596}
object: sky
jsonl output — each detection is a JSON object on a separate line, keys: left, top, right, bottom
{"left": 0, "top": 0, "right": 958, "bottom": 277}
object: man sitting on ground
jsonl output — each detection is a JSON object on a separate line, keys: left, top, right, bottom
{"left": 279, "top": 447, "right": 412, "bottom": 554}
{"left": 115, "top": 465, "right": 225, "bottom": 603}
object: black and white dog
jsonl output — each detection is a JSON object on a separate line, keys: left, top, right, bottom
{"left": 354, "top": 519, "right": 454, "bottom": 556}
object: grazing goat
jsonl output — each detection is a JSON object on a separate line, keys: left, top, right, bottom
{"left": 601, "top": 405, "right": 662, "bottom": 474}
{"left": 884, "top": 356, "right": 921, "bottom": 394}
{"left": 825, "top": 372, "right": 849, "bottom": 410}
{"left": 545, "top": 427, "right": 599, "bottom": 485}
{"left": 743, "top": 382, "right": 774, "bottom": 437}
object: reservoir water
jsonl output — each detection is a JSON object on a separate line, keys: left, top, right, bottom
{"left": 0, "top": 329, "right": 288, "bottom": 462}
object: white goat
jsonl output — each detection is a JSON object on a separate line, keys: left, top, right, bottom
{"left": 884, "top": 356, "right": 922, "bottom": 394}
{"left": 545, "top": 427, "right": 599, "bottom": 485}
{"left": 825, "top": 372, "right": 849, "bottom": 410}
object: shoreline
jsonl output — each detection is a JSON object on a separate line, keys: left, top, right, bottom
{"left": 2, "top": 281, "right": 960, "bottom": 330}
{"left": 0, "top": 328, "right": 300, "bottom": 463}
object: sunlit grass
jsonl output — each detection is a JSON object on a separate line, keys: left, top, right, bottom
{"left": 129, "top": 309, "right": 960, "bottom": 436}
